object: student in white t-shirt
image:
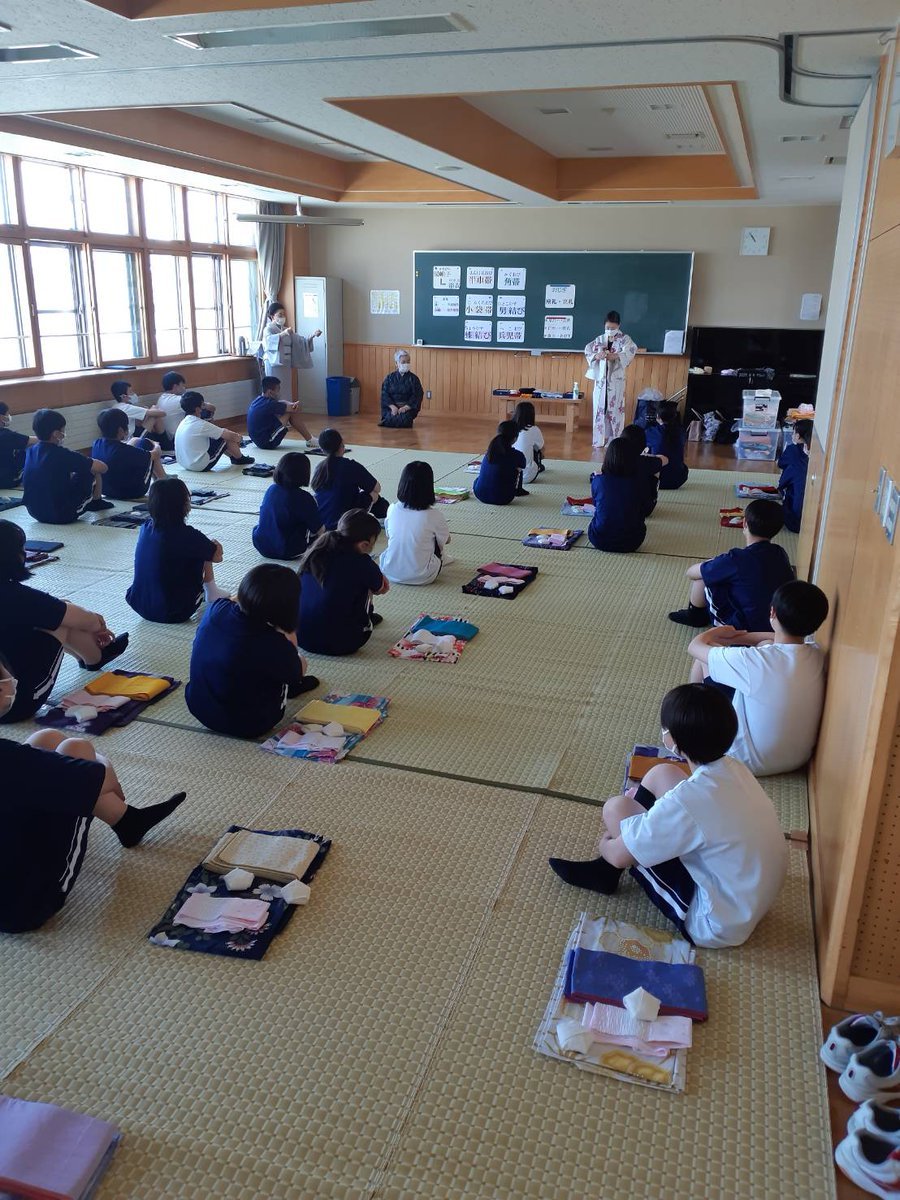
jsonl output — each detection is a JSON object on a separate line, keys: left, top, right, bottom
{"left": 512, "top": 400, "right": 546, "bottom": 485}
{"left": 548, "top": 683, "right": 788, "bottom": 948}
{"left": 686, "top": 580, "right": 829, "bottom": 776}
{"left": 174, "top": 392, "right": 252, "bottom": 472}
{"left": 158, "top": 371, "right": 217, "bottom": 441}
{"left": 109, "top": 380, "right": 168, "bottom": 446}
{"left": 380, "top": 461, "right": 451, "bottom": 586}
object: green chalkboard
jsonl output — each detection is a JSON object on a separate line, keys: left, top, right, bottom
{"left": 413, "top": 250, "right": 693, "bottom": 353}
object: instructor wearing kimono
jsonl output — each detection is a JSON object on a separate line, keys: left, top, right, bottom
{"left": 584, "top": 310, "right": 637, "bottom": 449}
{"left": 262, "top": 301, "right": 322, "bottom": 442}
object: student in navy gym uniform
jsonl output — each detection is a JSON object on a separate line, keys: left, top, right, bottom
{"left": 252, "top": 452, "right": 323, "bottom": 561}
{"left": 92, "top": 408, "right": 167, "bottom": 500}
{"left": 311, "top": 428, "right": 388, "bottom": 529}
{"left": 126, "top": 477, "right": 228, "bottom": 623}
{"left": 587, "top": 436, "right": 647, "bottom": 553}
{"left": 668, "top": 499, "right": 794, "bottom": 631}
{"left": 646, "top": 401, "right": 689, "bottom": 490}
{"left": 0, "top": 519, "right": 128, "bottom": 724}
{"left": 621, "top": 423, "right": 667, "bottom": 517}
{"left": 186, "top": 563, "right": 318, "bottom": 739}
{"left": 778, "top": 419, "right": 812, "bottom": 534}
{"left": 297, "top": 509, "right": 388, "bottom": 656}
{"left": 473, "top": 420, "right": 528, "bottom": 506}
{"left": 0, "top": 402, "right": 35, "bottom": 489}
{"left": 23, "top": 409, "right": 114, "bottom": 522}
{"left": 247, "top": 376, "right": 315, "bottom": 450}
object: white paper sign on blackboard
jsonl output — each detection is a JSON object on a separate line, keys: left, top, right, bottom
{"left": 466, "top": 266, "right": 495, "bottom": 289}
{"left": 433, "top": 295, "right": 460, "bottom": 316}
{"left": 497, "top": 321, "right": 525, "bottom": 344}
{"left": 544, "top": 314, "right": 574, "bottom": 339}
{"left": 465, "top": 293, "right": 494, "bottom": 317}
{"left": 497, "top": 266, "right": 526, "bottom": 290}
{"left": 433, "top": 265, "right": 461, "bottom": 290}
{"left": 545, "top": 284, "right": 576, "bottom": 309}
{"left": 497, "top": 294, "right": 526, "bottom": 318}
{"left": 464, "top": 319, "right": 493, "bottom": 342}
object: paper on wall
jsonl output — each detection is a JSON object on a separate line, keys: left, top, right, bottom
{"left": 465, "top": 293, "right": 494, "bottom": 317}
{"left": 545, "top": 284, "right": 575, "bottom": 309}
{"left": 433, "top": 265, "right": 461, "bottom": 290}
{"left": 497, "top": 321, "right": 525, "bottom": 343}
{"left": 544, "top": 314, "right": 573, "bottom": 339}
{"left": 497, "top": 266, "right": 526, "bottom": 290}
{"left": 497, "top": 294, "right": 526, "bottom": 318}
{"left": 466, "top": 265, "right": 495, "bottom": 289}
{"left": 464, "top": 319, "right": 493, "bottom": 342}
{"left": 433, "top": 295, "right": 460, "bottom": 317}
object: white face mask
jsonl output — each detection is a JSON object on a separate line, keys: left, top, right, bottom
{"left": 0, "top": 414, "right": 9, "bottom": 429}
{"left": 605, "top": 326, "right": 618, "bottom": 338}
{"left": 274, "top": 315, "right": 286, "bottom": 327}
{"left": 0, "top": 673, "right": 17, "bottom": 717}
{"left": 397, "top": 362, "right": 410, "bottom": 374}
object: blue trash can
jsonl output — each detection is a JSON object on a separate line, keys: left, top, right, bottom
{"left": 326, "top": 376, "right": 353, "bottom": 417}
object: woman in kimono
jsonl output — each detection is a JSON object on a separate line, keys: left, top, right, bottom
{"left": 379, "top": 349, "right": 424, "bottom": 429}
{"left": 262, "top": 301, "right": 322, "bottom": 443}
{"left": 584, "top": 310, "right": 637, "bottom": 449}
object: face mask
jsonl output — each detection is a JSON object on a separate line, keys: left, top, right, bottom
{"left": 274, "top": 315, "right": 286, "bottom": 327}
{"left": 397, "top": 362, "right": 410, "bottom": 374}
{"left": 605, "top": 326, "right": 618, "bottom": 338}
{"left": 661, "top": 728, "right": 677, "bottom": 755}
{"left": 0, "top": 414, "right": 9, "bottom": 429}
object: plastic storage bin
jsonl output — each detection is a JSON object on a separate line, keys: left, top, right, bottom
{"left": 741, "top": 389, "right": 781, "bottom": 430}
{"left": 326, "top": 376, "right": 353, "bottom": 417}
{"left": 734, "top": 424, "right": 782, "bottom": 461}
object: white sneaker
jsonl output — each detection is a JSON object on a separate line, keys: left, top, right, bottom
{"left": 841, "top": 1041, "right": 900, "bottom": 1103}
{"left": 849, "top": 1100, "right": 900, "bottom": 1146}
{"left": 821, "top": 1013, "right": 900, "bottom": 1072}
{"left": 835, "top": 1130, "right": 900, "bottom": 1199}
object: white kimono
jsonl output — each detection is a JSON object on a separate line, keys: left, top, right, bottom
{"left": 262, "top": 320, "right": 315, "bottom": 400}
{"left": 584, "top": 329, "right": 637, "bottom": 447}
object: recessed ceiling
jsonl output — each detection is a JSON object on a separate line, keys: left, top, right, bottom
{"left": 177, "top": 103, "right": 387, "bottom": 161}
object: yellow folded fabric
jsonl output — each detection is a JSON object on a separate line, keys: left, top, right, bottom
{"left": 528, "top": 528, "right": 571, "bottom": 537}
{"left": 295, "top": 700, "right": 381, "bottom": 734}
{"left": 84, "top": 672, "right": 170, "bottom": 700}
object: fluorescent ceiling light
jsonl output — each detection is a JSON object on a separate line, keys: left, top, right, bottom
{"left": 538, "top": 107, "right": 571, "bottom": 116}
{"left": 586, "top": 146, "right": 614, "bottom": 152}
{"left": 169, "top": 13, "right": 468, "bottom": 51}
{"left": 649, "top": 103, "right": 675, "bottom": 111}
{"left": 0, "top": 42, "right": 96, "bottom": 63}
{"left": 436, "top": 164, "right": 463, "bottom": 172}
{"left": 664, "top": 132, "right": 704, "bottom": 140}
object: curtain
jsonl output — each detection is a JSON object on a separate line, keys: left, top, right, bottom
{"left": 254, "top": 201, "right": 286, "bottom": 343}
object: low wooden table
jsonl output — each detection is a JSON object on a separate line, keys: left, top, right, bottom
{"left": 494, "top": 390, "right": 582, "bottom": 435}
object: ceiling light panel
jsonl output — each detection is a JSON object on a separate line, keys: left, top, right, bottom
{"left": 169, "top": 13, "right": 468, "bottom": 51}
{"left": 0, "top": 42, "right": 96, "bottom": 63}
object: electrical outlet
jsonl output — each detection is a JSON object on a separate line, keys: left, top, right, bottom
{"left": 426, "top": 389, "right": 432, "bottom": 399}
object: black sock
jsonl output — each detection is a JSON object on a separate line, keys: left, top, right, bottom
{"left": 80, "top": 631, "right": 129, "bottom": 670}
{"left": 548, "top": 855, "right": 624, "bottom": 895}
{"left": 113, "top": 792, "right": 186, "bottom": 848}
{"left": 690, "top": 602, "right": 708, "bottom": 613}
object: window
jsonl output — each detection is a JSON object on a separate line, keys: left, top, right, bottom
{"left": 30, "top": 242, "right": 94, "bottom": 372}
{"left": 92, "top": 249, "right": 144, "bottom": 362}
{"left": 0, "top": 242, "right": 34, "bottom": 371}
{"left": 186, "top": 189, "right": 224, "bottom": 243}
{"left": 229, "top": 257, "right": 260, "bottom": 351}
{"left": 85, "top": 171, "right": 135, "bottom": 236}
{"left": 21, "top": 160, "right": 80, "bottom": 230}
{"left": 149, "top": 253, "right": 192, "bottom": 358}
{"left": 226, "top": 196, "right": 256, "bottom": 247}
{"left": 143, "top": 179, "right": 185, "bottom": 241}
{"left": 0, "top": 158, "right": 17, "bottom": 225}
{"left": 192, "top": 254, "right": 227, "bottom": 356}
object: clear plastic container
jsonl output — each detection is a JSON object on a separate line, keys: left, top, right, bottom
{"left": 734, "top": 424, "right": 782, "bottom": 460}
{"left": 741, "top": 389, "right": 781, "bottom": 431}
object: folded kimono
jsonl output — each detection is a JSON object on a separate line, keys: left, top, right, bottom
{"left": 61, "top": 689, "right": 130, "bottom": 713}
{"left": 719, "top": 507, "right": 744, "bottom": 528}
{"left": 37, "top": 672, "right": 179, "bottom": 735}
{"left": 262, "top": 694, "right": 390, "bottom": 763}
{"left": 477, "top": 562, "right": 533, "bottom": 579}
{"left": 522, "top": 528, "right": 583, "bottom": 550}
{"left": 389, "top": 614, "right": 478, "bottom": 664}
{"left": 565, "top": 948, "right": 708, "bottom": 1021}
{"left": 582, "top": 1002, "right": 693, "bottom": 1056}
{"left": 173, "top": 895, "right": 270, "bottom": 933}
{"left": 462, "top": 564, "right": 538, "bottom": 599}
{"left": 434, "top": 486, "right": 469, "bottom": 504}
{"left": 409, "top": 615, "right": 479, "bottom": 640}
{"left": 204, "top": 829, "right": 321, "bottom": 883}
{"left": 189, "top": 490, "right": 229, "bottom": 505}
{"left": 734, "top": 482, "right": 779, "bottom": 499}
{"left": 294, "top": 699, "right": 382, "bottom": 734}
{"left": 0, "top": 1094, "right": 120, "bottom": 1200}
{"left": 85, "top": 672, "right": 171, "bottom": 701}
{"left": 0, "top": 496, "right": 24, "bottom": 512}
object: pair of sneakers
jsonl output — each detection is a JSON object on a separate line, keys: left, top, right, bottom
{"left": 821, "top": 1011, "right": 900, "bottom": 1198}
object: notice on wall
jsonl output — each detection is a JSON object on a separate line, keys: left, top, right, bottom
{"left": 545, "top": 284, "right": 576, "bottom": 309}
{"left": 302, "top": 291, "right": 320, "bottom": 319}
{"left": 465, "top": 293, "right": 494, "bottom": 317}
{"left": 799, "top": 292, "right": 823, "bottom": 321}
{"left": 432, "top": 295, "right": 460, "bottom": 317}
{"left": 497, "top": 266, "right": 526, "bottom": 290}
{"left": 369, "top": 289, "right": 400, "bottom": 316}
{"left": 464, "top": 319, "right": 493, "bottom": 342}
{"left": 497, "top": 294, "right": 526, "bottom": 318}
{"left": 497, "top": 321, "right": 525, "bottom": 344}
{"left": 466, "top": 265, "right": 495, "bottom": 289}
{"left": 433, "top": 265, "right": 461, "bottom": 290}
{"left": 544, "top": 314, "right": 574, "bottom": 339}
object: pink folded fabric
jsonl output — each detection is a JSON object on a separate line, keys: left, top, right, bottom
{"left": 581, "top": 1001, "right": 692, "bottom": 1056}
{"left": 477, "top": 563, "right": 531, "bottom": 579}
{"left": 60, "top": 689, "right": 130, "bottom": 712}
{"left": 173, "top": 895, "right": 269, "bottom": 934}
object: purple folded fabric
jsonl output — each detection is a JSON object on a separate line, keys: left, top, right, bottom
{"left": 0, "top": 1094, "right": 119, "bottom": 1200}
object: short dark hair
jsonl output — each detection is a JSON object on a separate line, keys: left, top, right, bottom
{"left": 744, "top": 498, "right": 784, "bottom": 539}
{"left": 0, "top": 518, "right": 29, "bottom": 582}
{"left": 772, "top": 579, "right": 829, "bottom": 637}
{"left": 621, "top": 423, "right": 647, "bottom": 452}
{"left": 261, "top": 376, "right": 281, "bottom": 393}
{"left": 180, "top": 391, "right": 205, "bottom": 416}
{"left": 110, "top": 380, "right": 131, "bottom": 401}
{"left": 661, "top": 683, "right": 738, "bottom": 764}
{"left": 33, "top": 408, "right": 66, "bottom": 440}
{"left": 147, "top": 476, "right": 190, "bottom": 529}
{"left": 266, "top": 301, "right": 285, "bottom": 320}
{"left": 162, "top": 371, "right": 185, "bottom": 392}
{"left": 397, "top": 460, "right": 435, "bottom": 510}
{"left": 512, "top": 400, "right": 535, "bottom": 430}
{"left": 601, "top": 436, "right": 638, "bottom": 477}
{"left": 237, "top": 563, "right": 300, "bottom": 633}
{"left": 793, "top": 419, "right": 814, "bottom": 450}
{"left": 606, "top": 310, "right": 621, "bottom": 324}
{"left": 273, "top": 451, "right": 310, "bottom": 490}
{"left": 0, "top": 402, "right": 9, "bottom": 417}
{"left": 97, "top": 407, "right": 129, "bottom": 439}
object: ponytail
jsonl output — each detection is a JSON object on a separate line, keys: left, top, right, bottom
{"left": 299, "top": 507, "right": 380, "bottom": 585}
{"left": 310, "top": 427, "right": 344, "bottom": 491}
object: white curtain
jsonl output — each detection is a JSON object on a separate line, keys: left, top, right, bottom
{"left": 254, "top": 201, "right": 285, "bottom": 342}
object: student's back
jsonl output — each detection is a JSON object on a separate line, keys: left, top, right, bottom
{"left": 253, "top": 482, "right": 321, "bottom": 560}
{"left": 0, "top": 427, "right": 29, "bottom": 489}
{"left": 313, "top": 455, "right": 378, "bottom": 529}
{"left": 588, "top": 473, "right": 646, "bottom": 552}
{"left": 23, "top": 442, "right": 93, "bottom": 523}
{"left": 702, "top": 540, "right": 794, "bottom": 631}
{"left": 91, "top": 437, "right": 152, "bottom": 499}
{"left": 298, "top": 541, "right": 383, "bottom": 655}
{"left": 646, "top": 407, "right": 689, "bottom": 490}
{"left": 127, "top": 518, "right": 217, "bottom": 623}
{"left": 778, "top": 445, "right": 809, "bottom": 534}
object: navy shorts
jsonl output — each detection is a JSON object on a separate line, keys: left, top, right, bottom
{"left": 628, "top": 783, "right": 697, "bottom": 942}
{"left": 202, "top": 437, "right": 227, "bottom": 471}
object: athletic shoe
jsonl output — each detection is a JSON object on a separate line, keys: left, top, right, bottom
{"left": 841, "top": 1041, "right": 900, "bottom": 1103}
{"left": 849, "top": 1100, "right": 900, "bottom": 1146}
{"left": 85, "top": 497, "right": 115, "bottom": 512}
{"left": 821, "top": 1013, "right": 900, "bottom": 1072}
{"left": 835, "top": 1130, "right": 900, "bottom": 1199}
{"left": 232, "top": 455, "right": 255, "bottom": 466}
{"left": 667, "top": 605, "right": 711, "bottom": 628}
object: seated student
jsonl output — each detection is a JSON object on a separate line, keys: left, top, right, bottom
{"left": 23, "top": 409, "right": 113, "bottom": 522}
{"left": 778, "top": 419, "right": 812, "bottom": 534}
{"left": 646, "top": 401, "right": 689, "bottom": 490}
{"left": 126, "top": 477, "right": 227, "bottom": 623}
{"left": 548, "top": 683, "right": 788, "bottom": 949}
{"left": 512, "top": 401, "right": 546, "bottom": 486}
{"left": 92, "top": 408, "right": 166, "bottom": 500}
{"left": 0, "top": 519, "right": 128, "bottom": 724}
{"left": 158, "top": 371, "right": 217, "bottom": 443}
{"left": 380, "top": 461, "right": 451, "bottom": 585}
{"left": 621, "top": 422, "right": 666, "bottom": 517}
{"left": 298, "top": 509, "right": 388, "bottom": 656}
{"left": 587, "top": 436, "right": 647, "bottom": 553}
{"left": 311, "top": 428, "right": 388, "bottom": 529}
{"left": 668, "top": 499, "right": 794, "bottom": 631}
{"left": 247, "top": 375, "right": 316, "bottom": 449}
{"left": 0, "top": 402, "right": 36, "bottom": 489}
{"left": 186, "top": 564, "right": 318, "bottom": 739}
{"left": 109, "top": 380, "right": 168, "bottom": 446}
{"left": 379, "top": 349, "right": 424, "bottom": 429}
{"left": 685, "top": 579, "right": 829, "bottom": 776}
{"left": 473, "top": 420, "right": 528, "bottom": 505}
{"left": 174, "top": 392, "right": 253, "bottom": 472}
{"left": 252, "top": 452, "right": 323, "bottom": 561}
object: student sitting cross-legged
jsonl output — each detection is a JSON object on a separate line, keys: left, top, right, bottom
{"left": 252, "top": 452, "right": 324, "bottom": 561}
{"left": 126, "top": 477, "right": 228, "bottom": 623}
{"left": 621, "top": 423, "right": 666, "bottom": 517}
{"left": 685, "top": 579, "right": 829, "bottom": 776}
{"left": 186, "top": 563, "right": 319, "bottom": 740}
{"left": 0, "top": 402, "right": 36, "bottom": 489}
{"left": 312, "top": 428, "right": 388, "bottom": 529}
{"left": 548, "top": 683, "right": 788, "bottom": 949}
{"left": 587, "top": 436, "right": 647, "bottom": 553}
{"left": 380, "top": 461, "right": 451, "bottom": 586}
{"left": 298, "top": 509, "right": 389, "bottom": 656}
{"left": 157, "top": 371, "right": 216, "bottom": 444}
{"left": 23, "top": 409, "right": 114, "bottom": 522}
{"left": 473, "top": 420, "right": 528, "bottom": 505}
{"left": 92, "top": 408, "right": 167, "bottom": 500}
{"left": 247, "top": 375, "right": 317, "bottom": 450}
{"left": 512, "top": 401, "right": 546, "bottom": 485}
{"left": 646, "top": 401, "right": 689, "bottom": 491}
{"left": 0, "top": 519, "right": 128, "bottom": 724}
{"left": 173, "top": 392, "right": 254, "bottom": 472}
{"left": 668, "top": 499, "right": 794, "bottom": 630}
{"left": 778, "top": 419, "right": 812, "bottom": 534}
{"left": 109, "top": 380, "right": 169, "bottom": 447}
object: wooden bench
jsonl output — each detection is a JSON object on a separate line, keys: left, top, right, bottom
{"left": 495, "top": 391, "right": 582, "bottom": 435}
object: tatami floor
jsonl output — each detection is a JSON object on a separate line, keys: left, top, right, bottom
{"left": 0, "top": 414, "right": 853, "bottom": 1199}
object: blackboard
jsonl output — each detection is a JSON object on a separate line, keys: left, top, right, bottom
{"left": 413, "top": 250, "right": 693, "bottom": 353}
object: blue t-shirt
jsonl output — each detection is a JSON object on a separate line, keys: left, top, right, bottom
{"left": 0, "top": 428, "right": 29, "bottom": 488}
{"left": 473, "top": 449, "right": 527, "bottom": 506}
{"left": 298, "top": 546, "right": 384, "bottom": 656}
{"left": 23, "top": 442, "right": 94, "bottom": 524}
{"left": 91, "top": 437, "right": 153, "bottom": 500}
{"left": 646, "top": 425, "right": 689, "bottom": 490}
{"left": 126, "top": 520, "right": 217, "bottom": 623}
{"left": 588, "top": 472, "right": 647, "bottom": 552}
{"left": 313, "top": 456, "right": 379, "bottom": 530}
{"left": 186, "top": 598, "right": 304, "bottom": 739}
{"left": 247, "top": 395, "right": 288, "bottom": 448}
{"left": 701, "top": 540, "right": 795, "bottom": 631}
{"left": 252, "top": 484, "right": 322, "bottom": 560}
{"left": 778, "top": 446, "right": 809, "bottom": 534}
